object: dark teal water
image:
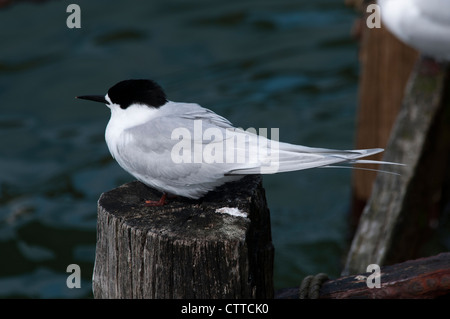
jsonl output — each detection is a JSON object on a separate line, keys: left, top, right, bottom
{"left": 0, "top": 0, "right": 360, "bottom": 298}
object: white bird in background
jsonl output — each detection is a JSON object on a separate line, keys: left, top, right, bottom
{"left": 77, "top": 79, "right": 401, "bottom": 206}
{"left": 378, "top": 0, "right": 450, "bottom": 61}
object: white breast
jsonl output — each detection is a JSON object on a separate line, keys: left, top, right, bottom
{"left": 378, "top": 0, "right": 450, "bottom": 61}
{"left": 105, "top": 98, "right": 159, "bottom": 160}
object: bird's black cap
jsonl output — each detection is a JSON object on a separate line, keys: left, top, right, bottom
{"left": 108, "top": 79, "right": 168, "bottom": 109}
{"left": 77, "top": 79, "right": 168, "bottom": 109}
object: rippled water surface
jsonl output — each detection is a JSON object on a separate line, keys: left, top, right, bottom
{"left": 0, "top": 0, "right": 361, "bottom": 298}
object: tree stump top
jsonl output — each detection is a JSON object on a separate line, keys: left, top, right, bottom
{"left": 98, "top": 176, "right": 265, "bottom": 242}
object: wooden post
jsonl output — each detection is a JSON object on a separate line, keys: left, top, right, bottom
{"left": 92, "top": 175, "right": 274, "bottom": 299}
{"left": 350, "top": 1, "right": 420, "bottom": 227}
{"left": 343, "top": 58, "right": 450, "bottom": 275}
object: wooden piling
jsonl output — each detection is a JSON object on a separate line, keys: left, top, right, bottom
{"left": 344, "top": 58, "right": 450, "bottom": 275}
{"left": 350, "top": 1, "right": 420, "bottom": 226}
{"left": 92, "top": 175, "right": 274, "bottom": 299}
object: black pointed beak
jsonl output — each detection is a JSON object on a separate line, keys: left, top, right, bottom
{"left": 76, "top": 95, "right": 107, "bottom": 104}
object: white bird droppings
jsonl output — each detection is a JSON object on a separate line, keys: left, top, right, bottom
{"left": 215, "top": 207, "right": 248, "bottom": 218}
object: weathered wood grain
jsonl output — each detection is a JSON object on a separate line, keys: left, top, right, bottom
{"left": 276, "top": 252, "right": 450, "bottom": 299}
{"left": 93, "top": 175, "right": 274, "bottom": 299}
{"left": 351, "top": 3, "right": 419, "bottom": 225}
{"left": 344, "top": 59, "right": 450, "bottom": 275}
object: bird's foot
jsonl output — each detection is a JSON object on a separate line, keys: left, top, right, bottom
{"left": 144, "top": 193, "right": 167, "bottom": 207}
{"left": 419, "top": 56, "right": 444, "bottom": 76}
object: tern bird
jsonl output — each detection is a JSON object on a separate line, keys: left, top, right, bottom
{"left": 77, "top": 79, "right": 402, "bottom": 206}
{"left": 378, "top": 0, "right": 450, "bottom": 61}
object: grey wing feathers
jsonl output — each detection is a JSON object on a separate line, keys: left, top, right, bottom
{"left": 115, "top": 103, "right": 237, "bottom": 190}
{"left": 227, "top": 143, "right": 401, "bottom": 175}
{"left": 118, "top": 102, "right": 402, "bottom": 182}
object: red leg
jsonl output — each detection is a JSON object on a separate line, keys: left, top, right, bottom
{"left": 419, "top": 56, "right": 443, "bottom": 76}
{"left": 144, "top": 193, "right": 167, "bottom": 207}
